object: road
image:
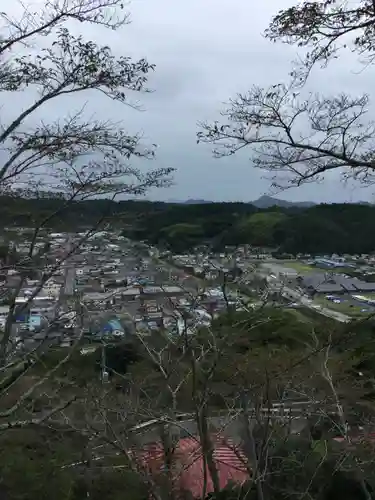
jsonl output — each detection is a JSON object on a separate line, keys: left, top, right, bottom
{"left": 62, "top": 238, "right": 76, "bottom": 298}
{"left": 64, "top": 266, "right": 76, "bottom": 296}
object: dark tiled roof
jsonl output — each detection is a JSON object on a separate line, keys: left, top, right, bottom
{"left": 354, "top": 282, "right": 375, "bottom": 291}
{"left": 314, "top": 284, "right": 345, "bottom": 293}
{"left": 302, "top": 273, "right": 375, "bottom": 293}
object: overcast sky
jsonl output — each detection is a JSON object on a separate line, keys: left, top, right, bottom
{"left": 6, "top": 0, "right": 375, "bottom": 203}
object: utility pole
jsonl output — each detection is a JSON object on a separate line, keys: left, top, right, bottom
{"left": 100, "top": 340, "right": 109, "bottom": 438}
{"left": 101, "top": 342, "right": 108, "bottom": 384}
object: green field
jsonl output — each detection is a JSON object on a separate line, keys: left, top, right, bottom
{"left": 284, "top": 261, "right": 362, "bottom": 276}
{"left": 313, "top": 296, "right": 369, "bottom": 317}
{"left": 284, "top": 261, "right": 315, "bottom": 273}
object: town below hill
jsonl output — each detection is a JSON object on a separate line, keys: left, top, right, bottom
{"left": 3, "top": 195, "right": 375, "bottom": 256}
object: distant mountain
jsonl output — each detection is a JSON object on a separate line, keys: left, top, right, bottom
{"left": 251, "top": 195, "right": 316, "bottom": 209}
{"left": 167, "top": 196, "right": 318, "bottom": 207}
{"left": 167, "top": 199, "right": 213, "bottom": 205}
{"left": 183, "top": 199, "right": 212, "bottom": 205}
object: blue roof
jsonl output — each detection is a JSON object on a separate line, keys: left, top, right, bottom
{"left": 15, "top": 315, "right": 27, "bottom": 322}
{"left": 102, "top": 319, "right": 123, "bottom": 332}
{"left": 108, "top": 319, "right": 123, "bottom": 331}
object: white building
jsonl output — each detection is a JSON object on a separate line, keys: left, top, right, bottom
{"left": 0, "top": 306, "right": 9, "bottom": 330}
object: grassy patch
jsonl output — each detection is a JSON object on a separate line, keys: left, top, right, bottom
{"left": 285, "top": 261, "right": 315, "bottom": 273}
{"left": 313, "top": 296, "right": 368, "bottom": 317}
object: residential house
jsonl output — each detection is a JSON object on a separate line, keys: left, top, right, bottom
{"left": 101, "top": 319, "right": 124, "bottom": 337}
{"left": 0, "top": 306, "right": 9, "bottom": 330}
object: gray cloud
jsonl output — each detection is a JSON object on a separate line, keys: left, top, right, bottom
{"left": 4, "top": 0, "right": 375, "bottom": 203}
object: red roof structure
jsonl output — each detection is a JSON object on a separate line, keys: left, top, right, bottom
{"left": 138, "top": 436, "right": 249, "bottom": 498}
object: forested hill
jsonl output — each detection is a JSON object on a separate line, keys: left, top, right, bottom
{"left": 123, "top": 202, "right": 375, "bottom": 255}
{"left": 2, "top": 196, "right": 375, "bottom": 255}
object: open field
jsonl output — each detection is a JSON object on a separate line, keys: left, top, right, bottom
{"left": 284, "top": 261, "right": 315, "bottom": 273}
{"left": 313, "top": 295, "right": 373, "bottom": 318}
{"left": 285, "top": 261, "right": 364, "bottom": 277}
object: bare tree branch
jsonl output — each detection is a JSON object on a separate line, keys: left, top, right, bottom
{"left": 265, "top": 0, "right": 375, "bottom": 83}
{"left": 0, "top": 0, "right": 130, "bottom": 55}
{"left": 198, "top": 84, "right": 375, "bottom": 189}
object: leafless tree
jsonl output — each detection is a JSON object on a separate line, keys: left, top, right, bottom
{"left": 265, "top": 0, "right": 375, "bottom": 82}
{"left": 0, "top": 2, "right": 172, "bottom": 198}
{"left": 198, "top": 83, "right": 375, "bottom": 191}
{"left": 198, "top": 0, "right": 375, "bottom": 191}
{"left": 0, "top": 0, "right": 173, "bottom": 447}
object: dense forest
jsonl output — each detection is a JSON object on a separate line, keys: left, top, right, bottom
{"left": 4, "top": 195, "right": 375, "bottom": 255}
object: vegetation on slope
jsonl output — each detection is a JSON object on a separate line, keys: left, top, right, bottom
{"left": 4, "top": 196, "right": 375, "bottom": 255}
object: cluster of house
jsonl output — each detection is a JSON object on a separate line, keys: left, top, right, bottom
{"left": 0, "top": 230, "right": 67, "bottom": 335}
{"left": 63, "top": 234, "right": 237, "bottom": 338}
{"left": 0, "top": 229, "right": 269, "bottom": 343}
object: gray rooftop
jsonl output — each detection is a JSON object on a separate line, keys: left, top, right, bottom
{"left": 302, "top": 273, "right": 375, "bottom": 293}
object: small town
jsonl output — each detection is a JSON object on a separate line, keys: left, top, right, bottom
{"left": 3, "top": 226, "right": 375, "bottom": 350}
